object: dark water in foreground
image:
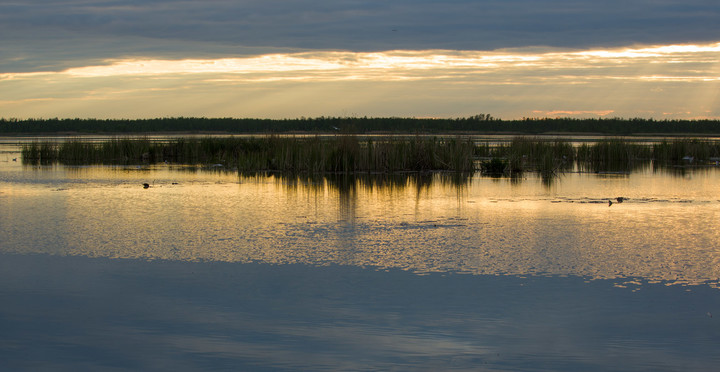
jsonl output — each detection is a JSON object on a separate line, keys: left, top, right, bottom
{"left": 1, "top": 142, "right": 720, "bottom": 371}
{"left": 2, "top": 254, "right": 718, "bottom": 371}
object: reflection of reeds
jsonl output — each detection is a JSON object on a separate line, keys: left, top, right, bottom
{"left": 271, "top": 172, "right": 472, "bottom": 194}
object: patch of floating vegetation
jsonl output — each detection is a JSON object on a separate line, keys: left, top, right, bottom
{"left": 20, "top": 136, "right": 720, "bottom": 176}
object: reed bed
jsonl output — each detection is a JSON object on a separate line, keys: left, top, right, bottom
{"left": 576, "top": 139, "right": 652, "bottom": 173}
{"left": 652, "top": 139, "right": 720, "bottom": 164}
{"left": 21, "top": 136, "right": 477, "bottom": 173}
{"left": 502, "top": 138, "right": 574, "bottom": 174}
{"left": 478, "top": 137, "right": 575, "bottom": 175}
{"left": 21, "top": 136, "right": 720, "bottom": 174}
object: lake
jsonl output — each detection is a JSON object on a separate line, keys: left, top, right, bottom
{"left": 1, "top": 138, "right": 720, "bottom": 371}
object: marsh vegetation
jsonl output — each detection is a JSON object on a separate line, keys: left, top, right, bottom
{"left": 21, "top": 136, "right": 476, "bottom": 173}
{"left": 21, "top": 136, "right": 720, "bottom": 177}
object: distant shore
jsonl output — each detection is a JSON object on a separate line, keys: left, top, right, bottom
{"left": 3, "top": 117, "right": 720, "bottom": 136}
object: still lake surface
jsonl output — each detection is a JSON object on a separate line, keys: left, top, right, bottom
{"left": 1, "top": 137, "right": 720, "bottom": 371}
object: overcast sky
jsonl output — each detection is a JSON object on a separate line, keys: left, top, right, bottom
{"left": 1, "top": 0, "right": 719, "bottom": 119}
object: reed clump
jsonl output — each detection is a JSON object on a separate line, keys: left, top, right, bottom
{"left": 22, "top": 138, "right": 157, "bottom": 165}
{"left": 21, "top": 141, "right": 57, "bottom": 164}
{"left": 576, "top": 139, "right": 652, "bottom": 172}
{"left": 652, "top": 139, "right": 720, "bottom": 165}
{"left": 481, "top": 137, "right": 575, "bottom": 175}
{"left": 232, "top": 136, "right": 475, "bottom": 173}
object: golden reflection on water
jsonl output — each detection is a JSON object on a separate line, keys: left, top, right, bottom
{"left": 2, "top": 164, "right": 720, "bottom": 289}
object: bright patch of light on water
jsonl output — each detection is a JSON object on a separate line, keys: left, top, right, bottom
{"left": 2, "top": 159, "right": 720, "bottom": 289}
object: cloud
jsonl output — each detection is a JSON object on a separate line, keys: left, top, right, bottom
{"left": 535, "top": 110, "right": 615, "bottom": 117}
{"left": 2, "top": 1, "right": 720, "bottom": 72}
{"left": 5, "top": 43, "right": 715, "bottom": 83}
{"left": 1, "top": 42, "right": 718, "bottom": 119}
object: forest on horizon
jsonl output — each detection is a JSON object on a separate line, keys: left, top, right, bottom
{"left": 2, "top": 116, "right": 720, "bottom": 136}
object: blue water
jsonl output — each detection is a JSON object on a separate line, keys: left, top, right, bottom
{"left": 2, "top": 254, "right": 718, "bottom": 371}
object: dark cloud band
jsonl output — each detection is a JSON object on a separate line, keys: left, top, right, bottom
{"left": 2, "top": 0, "right": 719, "bottom": 72}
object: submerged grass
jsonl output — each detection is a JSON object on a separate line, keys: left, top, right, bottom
{"left": 21, "top": 136, "right": 720, "bottom": 175}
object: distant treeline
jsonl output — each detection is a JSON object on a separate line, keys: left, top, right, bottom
{"left": 3, "top": 116, "right": 720, "bottom": 135}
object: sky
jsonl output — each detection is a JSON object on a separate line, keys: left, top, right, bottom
{"left": 1, "top": 0, "right": 719, "bottom": 120}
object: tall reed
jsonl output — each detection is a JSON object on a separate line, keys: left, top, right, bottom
{"left": 21, "top": 135, "right": 478, "bottom": 173}
{"left": 21, "top": 142, "right": 57, "bottom": 164}
{"left": 482, "top": 137, "right": 575, "bottom": 175}
{"left": 652, "top": 139, "right": 720, "bottom": 164}
{"left": 576, "top": 139, "right": 652, "bottom": 172}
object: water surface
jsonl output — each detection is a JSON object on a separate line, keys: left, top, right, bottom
{"left": 1, "top": 140, "right": 720, "bottom": 371}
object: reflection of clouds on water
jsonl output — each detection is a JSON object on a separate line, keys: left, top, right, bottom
{"left": 1, "top": 165, "right": 720, "bottom": 289}
{"left": 7, "top": 253, "right": 717, "bottom": 370}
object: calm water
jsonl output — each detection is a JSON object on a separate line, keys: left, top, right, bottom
{"left": 1, "top": 139, "right": 720, "bottom": 371}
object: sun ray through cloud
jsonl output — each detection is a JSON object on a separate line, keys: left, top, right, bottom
{"left": 1, "top": 42, "right": 719, "bottom": 119}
